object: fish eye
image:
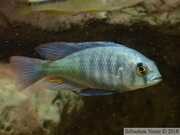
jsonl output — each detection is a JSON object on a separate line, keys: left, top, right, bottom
{"left": 137, "top": 63, "right": 146, "bottom": 75}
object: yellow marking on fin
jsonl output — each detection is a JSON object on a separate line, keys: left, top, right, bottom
{"left": 57, "top": 79, "right": 63, "bottom": 84}
{"left": 50, "top": 59, "right": 56, "bottom": 62}
{"left": 42, "top": 10, "right": 73, "bottom": 15}
{"left": 84, "top": 9, "right": 106, "bottom": 13}
{"left": 49, "top": 78, "right": 55, "bottom": 82}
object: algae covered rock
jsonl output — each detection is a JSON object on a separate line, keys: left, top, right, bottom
{"left": 0, "top": 64, "right": 84, "bottom": 135}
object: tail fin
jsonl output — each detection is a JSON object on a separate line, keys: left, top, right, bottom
{"left": 10, "top": 56, "right": 45, "bottom": 91}
{"left": 11, "top": 0, "right": 32, "bottom": 19}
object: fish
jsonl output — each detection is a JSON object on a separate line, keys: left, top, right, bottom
{"left": 12, "top": 0, "right": 143, "bottom": 19}
{"left": 10, "top": 41, "right": 162, "bottom": 96}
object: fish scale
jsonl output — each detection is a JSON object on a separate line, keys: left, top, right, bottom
{"left": 45, "top": 47, "right": 122, "bottom": 89}
{"left": 10, "top": 41, "right": 162, "bottom": 96}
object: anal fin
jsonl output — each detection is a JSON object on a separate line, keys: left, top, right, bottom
{"left": 43, "top": 77, "right": 87, "bottom": 91}
{"left": 80, "top": 89, "right": 116, "bottom": 96}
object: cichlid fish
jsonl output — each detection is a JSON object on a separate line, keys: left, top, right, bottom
{"left": 12, "top": 0, "right": 143, "bottom": 19}
{"left": 10, "top": 42, "right": 162, "bottom": 96}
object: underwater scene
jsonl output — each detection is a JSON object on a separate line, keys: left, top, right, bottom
{"left": 0, "top": 0, "right": 180, "bottom": 135}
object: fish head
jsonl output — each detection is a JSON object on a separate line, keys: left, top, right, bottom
{"left": 144, "top": 60, "right": 162, "bottom": 86}
{"left": 118, "top": 53, "right": 162, "bottom": 91}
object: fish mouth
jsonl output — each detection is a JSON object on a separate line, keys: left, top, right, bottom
{"left": 148, "top": 76, "right": 162, "bottom": 85}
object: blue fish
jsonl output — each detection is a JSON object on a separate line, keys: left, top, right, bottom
{"left": 10, "top": 42, "right": 162, "bottom": 96}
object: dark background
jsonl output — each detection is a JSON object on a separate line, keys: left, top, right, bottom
{"left": 0, "top": 21, "right": 179, "bottom": 135}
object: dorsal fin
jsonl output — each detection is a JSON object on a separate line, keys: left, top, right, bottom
{"left": 35, "top": 42, "right": 121, "bottom": 60}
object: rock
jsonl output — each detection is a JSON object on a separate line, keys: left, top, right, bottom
{"left": 0, "top": 64, "right": 84, "bottom": 135}
{"left": 107, "top": 0, "right": 180, "bottom": 26}
{"left": 0, "top": 0, "right": 180, "bottom": 30}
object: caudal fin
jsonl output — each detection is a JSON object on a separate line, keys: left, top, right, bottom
{"left": 11, "top": 0, "right": 32, "bottom": 19}
{"left": 10, "top": 56, "right": 45, "bottom": 90}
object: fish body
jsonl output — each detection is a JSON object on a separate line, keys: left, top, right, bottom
{"left": 10, "top": 42, "right": 162, "bottom": 96}
{"left": 12, "top": 0, "right": 143, "bottom": 19}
